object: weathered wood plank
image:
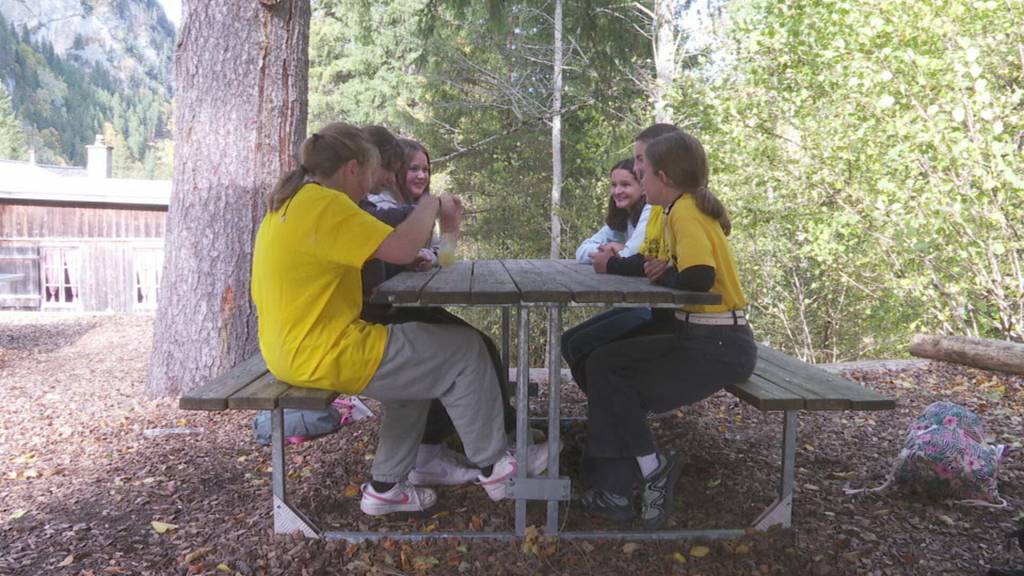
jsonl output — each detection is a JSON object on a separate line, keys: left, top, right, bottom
{"left": 502, "top": 260, "right": 573, "bottom": 303}
{"left": 178, "top": 355, "right": 269, "bottom": 411}
{"left": 752, "top": 356, "right": 849, "bottom": 410}
{"left": 469, "top": 260, "right": 519, "bottom": 304}
{"left": 550, "top": 260, "right": 627, "bottom": 303}
{"left": 727, "top": 373, "right": 805, "bottom": 411}
{"left": 370, "top": 266, "right": 439, "bottom": 304}
{"left": 756, "top": 345, "right": 895, "bottom": 410}
{"left": 421, "top": 260, "right": 474, "bottom": 304}
{"left": 228, "top": 371, "right": 292, "bottom": 410}
{"left": 554, "top": 259, "right": 720, "bottom": 306}
{"left": 279, "top": 386, "right": 339, "bottom": 410}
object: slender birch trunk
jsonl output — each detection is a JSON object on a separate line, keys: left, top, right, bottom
{"left": 550, "top": 0, "right": 563, "bottom": 259}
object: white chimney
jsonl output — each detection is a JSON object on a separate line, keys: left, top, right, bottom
{"left": 86, "top": 134, "right": 112, "bottom": 178}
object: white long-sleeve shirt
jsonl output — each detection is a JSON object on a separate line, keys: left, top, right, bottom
{"left": 575, "top": 204, "right": 652, "bottom": 263}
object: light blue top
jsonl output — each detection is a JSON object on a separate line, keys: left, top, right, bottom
{"left": 575, "top": 203, "right": 652, "bottom": 263}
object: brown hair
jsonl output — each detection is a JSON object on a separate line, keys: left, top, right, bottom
{"left": 363, "top": 125, "right": 403, "bottom": 173}
{"left": 636, "top": 123, "right": 680, "bottom": 144}
{"left": 644, "top": 131, "right": 732, "bottom": 236}
{"left": 605, "top": 158, "right": 644, "bottom": 232}
{"left": 266, "top": 122, "right": 377, "bottom": 212}
{"left": 395, "top": 138, "right": 431, "bottom": 205}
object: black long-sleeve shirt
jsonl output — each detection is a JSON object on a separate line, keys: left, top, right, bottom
{"left": 606, "top": 253, "right": 715, "bottom": 292}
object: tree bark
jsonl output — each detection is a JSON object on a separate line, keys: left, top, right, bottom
{"left": 148, "top": 0, "right": 310, "bottom": 397}
{"left": 909, "top": 334, "right": 1024, "bottom": 375}
{"left": 652, "top": 0, "right": 677, "bottom": 124}
{"left": 550, "top": 0, "right": 563, "bottom": 259}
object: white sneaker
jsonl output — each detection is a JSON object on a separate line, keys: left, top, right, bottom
{"left": 478, "top": 442, "right": 552, "bottom": 501}
{"left": 408, "top": 446, "right": 481, "bottom": 486}
{"left": 359, "top": 482, "right": 437, "bottom": 516}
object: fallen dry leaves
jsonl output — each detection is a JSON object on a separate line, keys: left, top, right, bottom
{"left": 0, "top": 313, "right": 1022, "bottom": 575}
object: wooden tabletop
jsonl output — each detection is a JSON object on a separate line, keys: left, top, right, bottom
{"left": 370, "top": 259, "right": 722, "bottom": 307}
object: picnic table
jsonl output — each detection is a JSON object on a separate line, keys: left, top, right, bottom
{"left": 180, "top": 258, "right": 895, "bottom": 541}
{"left": 371, "top": 258, "right": 722, "bottom": 539}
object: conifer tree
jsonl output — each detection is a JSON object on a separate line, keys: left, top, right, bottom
{"left": 0, "top": 85, "right": 26, "bottom": 160}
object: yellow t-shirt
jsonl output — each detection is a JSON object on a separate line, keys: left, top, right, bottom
{"left": 663, "top": 194, "right": 746, "bottom": 313}
{"left": 251, "top": 183, "right": 393, "bottom": 394}
{"left": 638, "top": 204, "right": 668, "bottom": 260}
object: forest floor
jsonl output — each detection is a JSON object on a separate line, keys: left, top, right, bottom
{"left": 1, "top": 312, "right": 1023, "bottom": 576}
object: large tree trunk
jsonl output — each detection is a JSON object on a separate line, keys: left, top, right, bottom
{"left": 652, "top": 0, "right": 677, "bottom": 124}
{"left": 550, "top": 0, "right": 563, "bottom": 259}
{"left": 909, "top": 334, "right": 1024, "bottom": 375}
{"left": 148, "top": 0, "right": 310, "bottom": 397}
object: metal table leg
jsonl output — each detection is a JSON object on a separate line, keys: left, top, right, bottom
{"left": 515, "top": 306, "right": 529, "bottom": 536}
{"left": 501, "top": 306, "right": 510, "bottom": 374}
{"left": 271, "top": 407, "right": 318, "bottom": 537}
{"left": 753, "top": 410, "right": 797, "bottom": 529}
{"left": 546, "top": 304, "right": 562, "bottom": 534}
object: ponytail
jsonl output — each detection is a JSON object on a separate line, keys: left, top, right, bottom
{"left": 266, "top": 122, "right": 377, "bottom": 212}
{"left": 644, "top": 131, "right": 732, "bottom": 236}
{"left": 693, "top": 186, "right": 731, "bottom": 236}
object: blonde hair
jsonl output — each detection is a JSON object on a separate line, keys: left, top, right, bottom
{"left": 644, "top": 131, "right": 732, "bottom": 235}
{"left": 265, "top": 122, "right": 378, "bottom": 212}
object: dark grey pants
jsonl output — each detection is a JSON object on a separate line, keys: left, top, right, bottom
{"left": 582, "top": 318, "right": 757, "bottom": 495}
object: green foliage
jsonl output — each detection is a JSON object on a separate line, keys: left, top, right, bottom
{"left": 0, "top": 83, "right": 25, "bottom": 160}
{"left": 681, "top": 0, "right": 1024, "bottom": 359}
{"left": 0, "top": 9, "right": 172, "bottom": 175}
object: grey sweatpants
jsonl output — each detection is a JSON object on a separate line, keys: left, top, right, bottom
{"left": 361, "top": 322, "right": 507, "bottom": 483}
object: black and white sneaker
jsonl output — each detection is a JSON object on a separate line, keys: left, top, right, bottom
{"left": 578, "top": 488, "right": 634, "bottom": 523}
{"left": 640, "top": 454, "right": 681, "bottom": 529}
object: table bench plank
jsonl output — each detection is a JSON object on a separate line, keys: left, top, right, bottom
{"left": 502, "top": 260, "right": 573, "bottom": 303}
{"left": 279, "top": 386, "right": 340, "bottom": 410}
{"left": 755, "top": 346, "right": 895, "bottom": 410}
{"left": 550, "top": 260, "right": 629, "bottom": 303}
{"left": 727, "top": 373, "right": 806, "bottom": 411}
{"left": 179, "top": 354, "right": 269, "bottom": 411}
{"left": 228, "top": 371, "right": 292, "bottom": 410}
{"left": 470, "top": 260, "right": 520, "bottom": 304}
{"left": 553, "top": 260, "right": 721, "bottom": 306}
{"left": 370, "top": 267, "right": 440, "bottom": 304}
{"left": 421, "top": 260, "right": 473, "bottom": 304}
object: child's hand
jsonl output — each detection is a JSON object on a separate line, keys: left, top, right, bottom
{"left": 438, "top": 193, "right": 463, "bottom": 234}
{"left": 643, "top": 257, "right": 669, "bottom": 282}
{"left": 590, "top": 246, "right": 615, "bottom": 274}
{"left": 599, "top": 242, "right": 625, "bottom": 255}
{"left": 410, "top": 248, "right": 436, "bottom": 271}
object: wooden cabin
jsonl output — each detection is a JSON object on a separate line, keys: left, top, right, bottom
{"left": 0, "top": 137, "right": 170, "bottom": 312}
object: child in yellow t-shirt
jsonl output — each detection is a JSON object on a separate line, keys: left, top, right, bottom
{"left": 251, "top": 123, "right": 551, "bottom": 517}
{"left": 561, "top": 124, "right": 678, "bottom": 394}
{"left": 578, "top": 130, "right": 757, "bottom": 530}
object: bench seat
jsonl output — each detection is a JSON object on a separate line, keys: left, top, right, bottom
{"left": 179, "top": 343, "right": 895, "bottom": 540}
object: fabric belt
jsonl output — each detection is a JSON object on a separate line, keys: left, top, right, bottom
{"left": 675, "top": 310, "right": 748, "bottom": 326}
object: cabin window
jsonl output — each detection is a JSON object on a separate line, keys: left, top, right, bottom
{"left": 40, "top": 246, "right": 82, "bottom": 308}
{"left": 133, "top": 248, "right": 163, "bottom": 310}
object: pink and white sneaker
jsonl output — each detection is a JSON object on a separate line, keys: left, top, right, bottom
{"left": 359, "top": 482, "right": 437, "bottom": 516}
{"left": 478, "top": 442, "right": 553, "bottom": 501}
{"left": 408, "top": 446, "right": 481, "bottom": 486}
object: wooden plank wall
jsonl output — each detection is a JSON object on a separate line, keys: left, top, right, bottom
{"left": 0, "top": 203, "right": 168, "bottom": 312}
{"left": 0, "top": 204, "right": 166, "bottom": 239}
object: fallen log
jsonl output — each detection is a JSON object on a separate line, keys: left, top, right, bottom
{"left": 909, "top": 334, "right": 1024, "bottom": 375}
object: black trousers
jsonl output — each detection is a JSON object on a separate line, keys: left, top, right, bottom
{"left": 582, "top": 317, "right": 757, "bottom": 495}
{"left": 361, "top": 304, "right": 516, "bottom": 444}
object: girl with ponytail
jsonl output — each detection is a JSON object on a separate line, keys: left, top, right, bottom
{"left": 576, "top": 130, "right": 756, "bottom": 531}
{"left": 252, "top": 122, "right": 551, "bottom": 519}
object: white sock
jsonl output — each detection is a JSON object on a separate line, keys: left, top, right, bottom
{"left": 637, "top": 453, "right": 661, "bottom": 478}
{"left": 416, "top": 443, "right": 442, "bottom": 468}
